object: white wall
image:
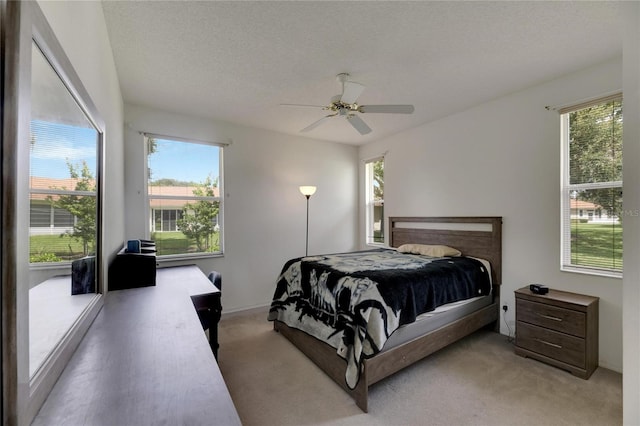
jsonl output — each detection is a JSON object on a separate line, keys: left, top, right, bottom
{"left": 359, "top": 58, "right": 624, "bottom": 372}
{"left": 123, "top": 104, "right": 359, "bottom": 312}
{"left": 622, "top": 2, "right": 640, "bottom": 424}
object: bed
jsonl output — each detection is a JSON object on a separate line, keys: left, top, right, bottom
{"left": 268, "top": 216, "right": 502, "bottom": 412}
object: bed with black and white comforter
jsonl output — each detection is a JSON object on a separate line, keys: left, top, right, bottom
{"left": 267, "top": 248, "right": 491, "bottom": 389}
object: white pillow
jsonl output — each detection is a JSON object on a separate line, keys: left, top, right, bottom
{"left": 397, "top": 244, "right": 462, "bottom": 257}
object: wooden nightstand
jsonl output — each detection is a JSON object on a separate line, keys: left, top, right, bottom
{"left": 514, "top": 286, "right": 599, "bottom": 379}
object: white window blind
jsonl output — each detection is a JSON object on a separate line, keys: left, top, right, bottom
{"left": 365, "top": 157, "right": 384, "bottom": 245}
{"left": 560, "top": 93, "right": 623, "bottom": 276}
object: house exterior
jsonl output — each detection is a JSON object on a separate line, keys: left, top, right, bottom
{"left": 570, "top": 199, "right": 619, "bottom": 224}
{"left": 148, "top": 184, "right": 220, "bottom": 233}
{"left": 30, "top": 176, "right": 220, "bottom": 235}
{"left": 29, "top": 176, "right": 90, "bottom": 235}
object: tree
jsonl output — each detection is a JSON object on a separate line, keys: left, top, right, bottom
{"left": 176, "top": 176, "right": 219, "bottom": 252}
{"left": 371, "top": 159, "right": 384, "bottom": 243}
{"left": 49, "top": 161, "right": 96, "bottom": 256}
{"left": 151, "top": 178, "right": 195, "bottom": 187}
{"left": 569, "top": 100, "right": 623, "bottom": 220}
{"left": 373, "top": 159, "right": 384, "bottom": 201}
{"left": 147, "top": 137, "right": 158, "bottom": 180}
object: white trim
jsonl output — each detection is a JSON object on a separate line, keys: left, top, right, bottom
{"left": 141, "top": 131, "right": 232, "bottom": 147}
{"left": 148, "top": 194, "right": 220, "bottom": 202}
{"left": 393, "top": 221, "right": 493, "bottom": 232}
{"left": 361, "top": 151, "right": 388, "bottom": 163}
{"left": 561, "top": 265, "right": 622, "bottom": 279}
{"left": 545, "top": 90, "right": 623, "bottom": 113}
{"left": 29, "top": 188, "right": 96, "bottom": 197}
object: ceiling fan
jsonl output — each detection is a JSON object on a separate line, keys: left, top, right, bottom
{"left": 282, "top": 73, "right": 414, "bottom": 135}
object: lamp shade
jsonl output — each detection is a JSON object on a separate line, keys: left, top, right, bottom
{"left": 299, "top": 186, "right": 317, "bottom": 197}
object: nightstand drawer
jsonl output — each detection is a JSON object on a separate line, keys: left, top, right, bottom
{"left": 516, "top": 299, "right": 585, "bottom": 337}
{"left": 516, "top": 322, "right": 585, "bottom": 368}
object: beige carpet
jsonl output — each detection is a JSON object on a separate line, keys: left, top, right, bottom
{"left": 218, "top": 308, "right": 621, "bottom": 426}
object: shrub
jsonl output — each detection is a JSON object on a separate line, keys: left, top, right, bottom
{"left": 30, "top": 252, "right": 62, "bottom": 263}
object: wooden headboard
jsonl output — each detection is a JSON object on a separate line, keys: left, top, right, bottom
{"left": 389, "top": 216, "right": 502, "bottom": 289}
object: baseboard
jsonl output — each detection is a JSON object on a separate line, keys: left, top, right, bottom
{"left": 221, "top": 303, "right": 269, "bottom": 319}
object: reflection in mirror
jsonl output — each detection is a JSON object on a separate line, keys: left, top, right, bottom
{"left": 28, "top": 40, "right": 100, "bottom": 378}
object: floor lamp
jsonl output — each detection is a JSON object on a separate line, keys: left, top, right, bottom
{"left": 299, "top": 186, "right": 317, "bottom": 256}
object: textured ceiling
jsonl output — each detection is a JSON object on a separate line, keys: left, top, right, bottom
{"left": 101, "top": 1, "right": 623, "bottom": 145}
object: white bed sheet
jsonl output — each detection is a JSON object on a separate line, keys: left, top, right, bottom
{"left": 380, "top": 256, "right": 494, "bottom": 352}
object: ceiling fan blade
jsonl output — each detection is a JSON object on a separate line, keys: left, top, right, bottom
{"left": 280, "top": 103, "right": 325, "bottom": 108}
{"left": 358, "top": 104, "right": 415, "bottom": 114}
{"left": 346, "top": 114, "right": 372, "bottom": 135}
{"left": 300, "top": 114, "right": 337, "bottom": 132}
{"left": 340, "top": 81, "right": 365, "bottom": 105}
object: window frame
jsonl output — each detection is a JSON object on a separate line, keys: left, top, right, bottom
{"left": 560, "top": 93, "right": 623, "bottom": 278}
{"left": 144, "top": 133, "right": 225, "bottom": 259}
{"left": 365, "top": 156, "right": 385, "bottom": 246}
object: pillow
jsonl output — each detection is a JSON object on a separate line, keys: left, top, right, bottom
{"left": 397, "top": 244, "right": 462, "bottom": 257}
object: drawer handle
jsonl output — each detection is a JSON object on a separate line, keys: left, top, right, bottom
{"left": 536, "top": 313, "right": 563, "bottom": 322}
{"left": 534, "top": 338, "right": 563, "bottom": 349}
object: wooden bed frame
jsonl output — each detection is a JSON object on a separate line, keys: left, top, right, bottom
{"left": 273, "top": 216, "right": 502, "bottom": 412}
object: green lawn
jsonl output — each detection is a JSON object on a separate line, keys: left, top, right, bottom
{"left": 29, "top": 231, "right": 220, "bottom": 262}
{"left": 571, "top": 222, "right": 623, "bottom": 270}
{"left": 151, "top": 231, "right": 220, "bottom": 256}
{"left": 31, "top": 224, "right": 619, "bottom": 268}
{"left": 29, "top": 234, "right": 88, "bottom": 262}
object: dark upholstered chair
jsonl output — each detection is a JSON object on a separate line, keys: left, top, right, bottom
{"left": 196, "top": 271, "right": 222, "bottom": 358}
{"left": 208, "top": 270, "right": 222, "bottom": 291}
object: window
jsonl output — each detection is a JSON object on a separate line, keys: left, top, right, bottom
{"left": 561, "top": 94, "right": 623, "bottom": 276}
{"left": 29, "top": 121, "right": 99, "bottom": 264}
{"left": 145, "top": 135, "right": 223, "bottom": 257}
{"left": 365, "top": 157, "right": 384, "bottom": 245}
{"left": 152, "top": 209, "right": 184, "bottom": 233}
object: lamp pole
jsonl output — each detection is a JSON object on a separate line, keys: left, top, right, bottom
{"left": 299, "top": 186, "right": 317, "bottom": 256}
{"left": 304, "top": 194, "right": 310, "bottom": 256}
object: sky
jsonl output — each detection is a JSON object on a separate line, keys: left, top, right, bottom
{"left": 30, "top": 120, "right": 97, "bottom": 179}
{"left": 148, "top": 138, "right": 220, "bottom": 184}
{"left": 30, "top": 122, "right": 220, "bottom": 183}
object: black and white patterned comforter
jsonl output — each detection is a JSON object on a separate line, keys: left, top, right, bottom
{"left": 267, "top": 249, "right": 491, "bottom": 389}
